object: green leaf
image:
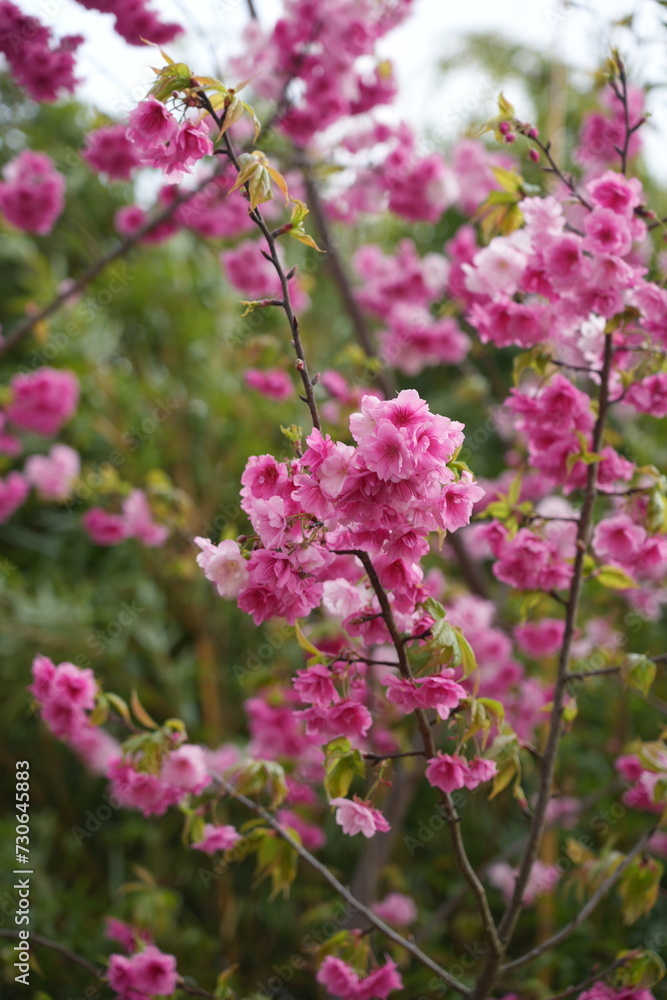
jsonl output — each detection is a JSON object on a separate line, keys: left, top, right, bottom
{"left": 453, "top": 626, "right": 478, "bottom": 678}
{"left": 422, "top": 596, "right": 447, "bottom": 621}
{"left": 618, "top": 857, "right": 663, "bottom": 925}
{"left": 611, "top": 950, "right": 666, "bottom": 991}
{"left": 131, "top": 687, "right": 159, "bottom": 729}
{"left": 324, "top": 738, "right": 366, "bottom": 800}
{"left": 294, "top": 622, "right": 323, "bottom": 657}
{"left": 232, "top": 760, "right": 288, "bottom": 808}
{"left": 106, "top": 691, "right": 131, "bottom": 724}
{"left": 254, "top": 829, "right": 299, "bottom": 899}
{"left": 513, "top": 347, "right": 552, "bottom": 385}
{"left": 596, "top": 565, "right": 639, "bottom": 590}
{"left": 621, "top": 654, "right": 657, "bottom": 696}
{"left": 478, "top": 697, "right": 504, "bottom": 728}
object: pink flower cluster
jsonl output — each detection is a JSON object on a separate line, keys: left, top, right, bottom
{"left": 353, "top": 240, "right": 469, "bottom": 374}
{"left": 625, "top": 374, "right": 667, "bottom": 418}
{"left": 385, "top": 669, "right": 466, "bottom": 720}
{"left": 30, "top": 656, "right": 215, "bottom": 816}
{"left": 196, "top": 391, "right": 482, "bottom": 632}
{"left": 192, "top": 823, "right": 241, "bottom": 853}
{"left": 507, "top": 374, "right": 631, "bottom": 490}
{"left": 126, "top": 98, "right": 213, "bottom": 180}
{"left": 330, "top": 796, "right": 390, "bottom": 838}
{"left": 244, "top": 368, "right": 294, "bottom": 401}
{"left": 593, "top": 514, "right": 667, "bottom": 584}
{"left": 617, "top": 754, "right": 667, "bottom": 815}
{"left": 464, "top": 174, "right": 650, "bottom": 358}
{"left": 221, "top": 241, "right": 310, "bottom": 314}
{"left": 0, "top": 1, "right": 81, "bottom": 102}
{"left": 83, "top": 124, "right": 141, "bottom": 181}
{"left": 488, "top": 859, "right": 560, "bottom": 905}
{"left": 73, "top": 0, "right": 181, "bottom": 47}
{"left": 83, "top": 490, "right": 168, "bottom": 548}
{"left": 108, "top": 945, "right": 178, "bottom": 1000}
{"left": 30, "top": 655, "right": 100, "bottom": 740}
{"left": 0, "top": 151, "right": 65, "bottom": 235}
{"left": 425, "top": 752, "right": 497, "bottom": 794}
{"left": 6, "top": 367, "right": 78, "bottom": 435}
{"left": 230, "top": 0, "right": 414, "bottom": 144}
{"left": 577, "top": 84, "right": 645, "bottom": 168}
{"left": 316, "top": 955, "right": 402, "bottom": 1000}
{"left": 24, "top": 444, "right": 80, "bottom": 500}
{"left": 0, "top": 471, "right": 29, "bottom": 523}
{"left": 108, "top": 742, "right": 210, "bottom": 817}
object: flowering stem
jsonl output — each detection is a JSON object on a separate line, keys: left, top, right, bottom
{"left": 471, "top": 331, "right": 616, "bottom": 999}
{"left": 0, "top": 168, "right": 224, "bottom": 360}
{"left": 198, "top": 92, "right": 321, "bottom": 432}
{"left": 526, "top": 134, "right": 592, "bottom": 211}
{"left": 333, "top": 546, "right": 502, "bottom": 958}
{"left": 216, "top": 777, "right": 471, "bottom": 994}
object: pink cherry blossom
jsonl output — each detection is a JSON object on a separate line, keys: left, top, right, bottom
{"left": 514, "top": 619, "right": 565, "bottom": 658}
{"left": 592, "top": 514, "right": 646, "bottom": 565}
{"left": 425, "top": 753, "right": 469, "bottom": 794}
{"left": 583, "top": 207, "right": 632, "bottom": 257}
{"left": 122, "top": 490, "right": 168, "bottom": 547}
{"left": 194, "top": 537, "right": 249, "bottom": 597}
{"left": 330, "top": 797, "right": 390, "bottom": 838}
{"left": 0, "top": 471, "right": 29, "bottom": 523}
{"left": 161, "top": 745, "right": 209, "bottom": 794}
{"left": 244, "top": 368, "right": 294, "bottom": 401}
{"left": 24, "top": 444, "right": 80, "bottom": 501}
{"left": 83, "top": 125, "right": 141, "bottom": 181}
{"left": 82, "top": 508, "right": 128, "bottom": 546}
{"left": 0, "top": 151, "right": 65, "bottom": 234}
{"left": 129, "top": 945, "right": 178, "bottom": 997}
{"left": 192, "top": 823, "right": 241, "bottom": 853}
{"left": 7, "top": 368, "right": 79, "bottom": 436}
{"left": 371, "top": 892, "right": 418, "bottom": 926}
{"left": 293, "top": 664, "right": 340, "bottom": 707}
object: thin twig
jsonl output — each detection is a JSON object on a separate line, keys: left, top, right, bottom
{"left": 197, "top": 92, "right": 321, "bottom": 431}
{"left": 544, "top": 951, "right": 641, "bottom": 1000}
{"left": 500, "top": 825, "right": 656, "bottom": 974}
{"left": 216, "top": 777, "right": 471, "bottom": 995}
{"left": 0, "top": 169, "right": 224, "bottom": 359}
{"left": 566, "top": 666, "right": 620, "bottom": 681}
{"left": 0, "top": 929, "right": 101, "bottom": 977}
{"left": 471, "top": 331, "right": 616, "bottom": 1000}
{"left": 333, "top": 547, "right": 502, "bottom": 958}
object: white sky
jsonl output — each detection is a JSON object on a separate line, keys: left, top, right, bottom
{"left": 12, "top": 0, "right": 667, "bottom": 181}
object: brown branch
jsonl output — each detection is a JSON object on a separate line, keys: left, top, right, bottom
{"left": 0, "top": 169, "right": 223, "bottom": 359}
{"left": 566, "top": 666, "right": 621, "bottom": 681}
{"left": 217, "top": 777, "right": 471, "bottom": 995}
{"left": 198, "top": 92, "right": 321, "bottom": 431}
{"left": 0, "top": 929, "right": 101, "bottom": 977}
{"left": 333, "top": 546, "right": 502, "bottom": 957}
{"left": 471, "top": 331, "right": 616, "bottom": 999}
